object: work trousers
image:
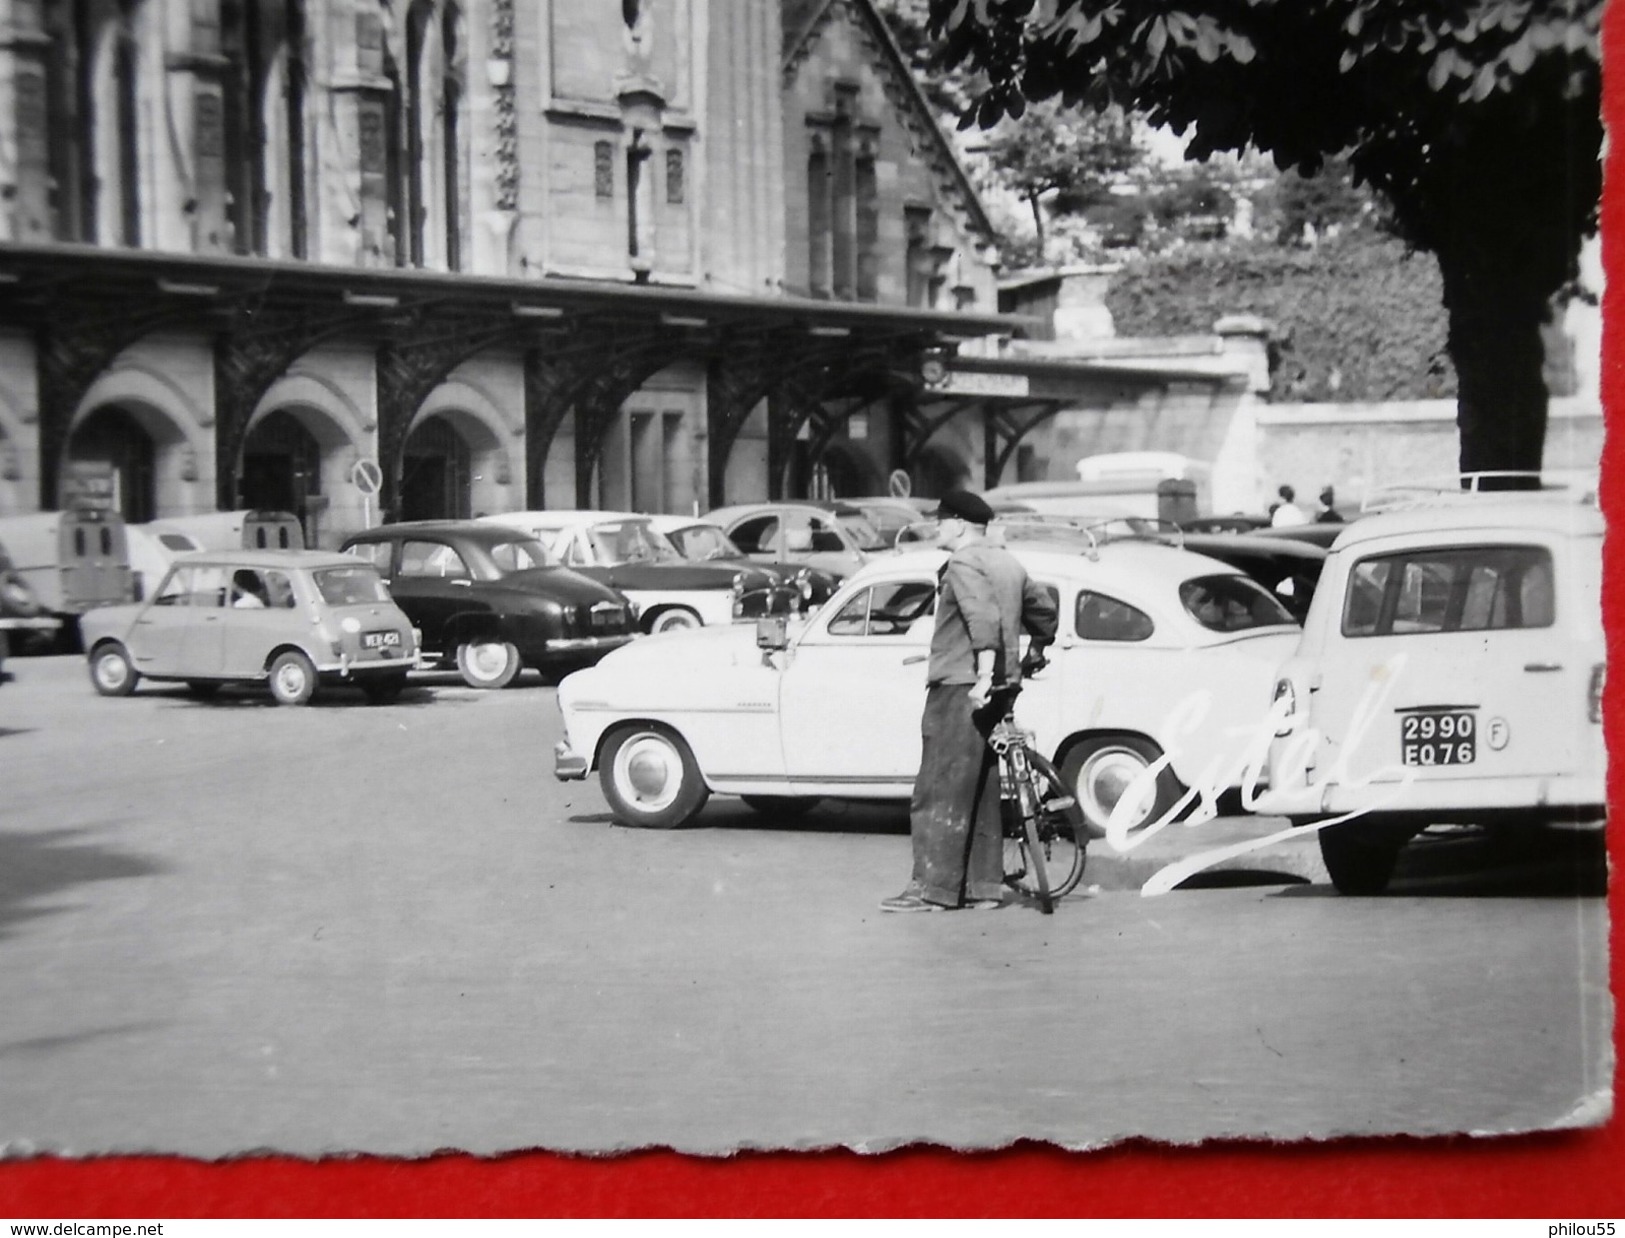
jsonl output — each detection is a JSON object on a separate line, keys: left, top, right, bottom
{"left": 907, "top": 683, "right": 1011, "bottom": 907}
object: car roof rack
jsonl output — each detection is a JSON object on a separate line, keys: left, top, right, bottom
{"left": 1360, "top": 472, "right": 1599, "bottom": 513}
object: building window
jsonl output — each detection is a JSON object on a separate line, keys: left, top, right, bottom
{"left": 595, "top": 141, "right": 614, "bottom": 199}
{"left": 905, "top": 206, "right": 933, "bottom": 309}
{"left": 665, "top": 147, "right": 684, "bottom": 204}
{"left": 855, "top": 145, "right": 878, "bottom": 302}
{"left": 404, "top": 0, "right": 432, "bottom": 266}
{"left": 221, "top": 0, "right": 269, "bottom": 255}
{"left": 807, "top": 139, "right": 830, "bottom": 298}
{"left": 441, "top": 4, "right": 464, "bottom": 271}
{"left": 115, "top": 0, "right": 141, "bottom": 246}
{"left": 285, "top": 0, "right": 308, "bottom": 258}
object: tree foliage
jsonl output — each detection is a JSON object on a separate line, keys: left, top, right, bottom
{"left": 1106, "top": 231, "right": 1456, "bottom": 403}
{"left": 928, "top": 0, "right": 1604, "bottom": 473}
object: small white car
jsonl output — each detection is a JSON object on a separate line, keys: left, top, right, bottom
{"left": 1255, "top": 485, "right": 1606, "bottom": 894}
{"left": 555, "top": 541, "right": 1302, "bottom": 832}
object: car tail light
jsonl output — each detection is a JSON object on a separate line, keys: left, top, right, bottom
{"left": 1589, "top": 663, "right": 1605, "bottom": 723}
{"left": 1272, "top": 678, "right": 1297, "bottom": 736}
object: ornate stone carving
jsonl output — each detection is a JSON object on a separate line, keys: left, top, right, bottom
{"left": 491, "top": 0, "right": 519, "bottom": 211}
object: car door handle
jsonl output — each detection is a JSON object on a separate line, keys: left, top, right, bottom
{"left": 1523, "top": 662, "right": 1563, "bottom": 673}
{"left": 902, "top": 654, "right": 928, "bottom": 665}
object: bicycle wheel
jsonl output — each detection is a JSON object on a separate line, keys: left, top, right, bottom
{"left": 1002, "top": 747, "right": 1089, "bottom": 900}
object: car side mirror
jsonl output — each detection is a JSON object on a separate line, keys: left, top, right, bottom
{"left": 784, "top": 528, "right": 813, "bottom": 553}
{"left": 755, "top": 616, "right": 788, "bottom": 651}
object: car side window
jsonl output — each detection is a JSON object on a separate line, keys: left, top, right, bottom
{"left": 400, "top": 541, "right": 470, "bottom": 579}
{"left": 346, "top": 541, "right": 394, "bottom": 575}
{"left": 188, "top": 566, "right": 230, "bottom": 608}
{"left": 263, "top": 570, "right": 297, "bottom": 608}
{"left": 560, "top": 532, "right": 592, "bottom": 567}
{"left": 1342, "top": 545, "right": 1555, "bottom": 637}
{"left": 154, "top": 566, "right": 192, "bottom": 606}
{"left": 1076, "top": 590, "right": 1154, "bottom": 642}
{"left": 807, "top": 515, "right": 845, "bottom": 553}
{"left": 825, "top": 581, "right": 936, "bottom": 637}
{"left": 230, "top": 569, "right": 270, "bottom": 609}
{"left": 731, "top": 517, "right": 777, "bottom": 554}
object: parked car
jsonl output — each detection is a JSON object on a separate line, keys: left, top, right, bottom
{"left": 342, "top": 521, "right": 637, "bottom": 688}
{"left": 1256, "top": 487, "right": 1605, "bottom": 894}
{"left": 1176, "top": 533, "right": 1328, "bottom": 624}
{"left": 81, "top": 550, "right": 419, "bottom": 705}
{"left": 555, "top": 541, "right": 1302, "bottom": 833}
{"left": 704, "top": 501, "right": 890, "bottom": 580}
{"left": 479, "top": 511, "right": 793, "bottom": 633}
{"left": 643, "top": 515, "right": 840, "bottom": 610}
{"left": 0, "top": 539, "right": 62, "bottom": 681}
{"left": 835, "top": 497, "right": 929, "bottom": 547}
{"left": 158, "top": 509, "right": 305, "bottom": 551}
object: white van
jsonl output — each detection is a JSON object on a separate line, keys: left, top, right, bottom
{"left": 157, "top": 510, "right": 305, "bottom": 553}
{"left": 1255, "top": 482, "right": 1605, "bottom": 893}
{"left": 0, "top": 509, "right": 135, "bottom": 620}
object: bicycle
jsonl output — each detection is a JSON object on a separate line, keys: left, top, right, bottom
{"left": 989, "top": 664, "right": 1091, "bottom": 914}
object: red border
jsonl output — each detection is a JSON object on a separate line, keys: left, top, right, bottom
{"left": 5, "top": 6, "right": 1625, "bottom": 1219}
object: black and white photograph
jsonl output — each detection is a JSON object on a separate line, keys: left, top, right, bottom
{"left": 0, "top": 0, "right": 1612, "bottom": 1173}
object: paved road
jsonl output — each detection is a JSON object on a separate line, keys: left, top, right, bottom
{"left": 0, "top": 655, "right": 1610, "bottom": 1157}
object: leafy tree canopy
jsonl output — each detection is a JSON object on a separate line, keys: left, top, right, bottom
{"left": 928, "top": 0, "right": 1604, "bottom": 473}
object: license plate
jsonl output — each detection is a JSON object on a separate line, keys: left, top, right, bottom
{"left": 363, "top": 630, "right": 401, "bottom": 649}
{"left": 1400, "top": 710, "right": 1476, "bottom": 765}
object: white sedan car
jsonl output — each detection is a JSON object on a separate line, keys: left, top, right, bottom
{"left": 555, "top": 541, "right": 1302, "bottom": 833}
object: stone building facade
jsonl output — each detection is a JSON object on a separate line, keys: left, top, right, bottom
{"left": 1, "top": 0, "right": 1089, "bottom": 545}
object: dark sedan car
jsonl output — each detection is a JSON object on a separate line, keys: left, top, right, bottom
{"left": 340, "top": 522, "right": 638, "bottom": 688}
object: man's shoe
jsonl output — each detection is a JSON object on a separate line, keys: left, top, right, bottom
{"left": 879, "top": 893, "right": 945, "bottom": 913}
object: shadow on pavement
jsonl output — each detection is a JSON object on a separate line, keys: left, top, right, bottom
{"left": 0, "top": 826, "right": 169, "bottom": 941}
{"left": 0, "top": 1022, "right": 166, "bottom": 1058}
{"left": 1275, "top": 826, "right": 1607, "bottom": 899}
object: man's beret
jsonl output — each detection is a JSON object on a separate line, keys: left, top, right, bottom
{"left": 932, "top": 488, "right": 995, "bottom": 525}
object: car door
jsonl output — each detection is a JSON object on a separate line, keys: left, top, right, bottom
{"left": 391, "top": 539, "right": 480, "bottom": 655}
{"left": 1308, "top": 538, "right": 1575, "bottom": 788}
{"left": 777, "top": 576, "right": 937, "bottom": 784}
{"left": 128, "top": 565, "right": 218, "bottom": 676}
{"left": 218, "top": 567, "right": 301, "bottom": 677}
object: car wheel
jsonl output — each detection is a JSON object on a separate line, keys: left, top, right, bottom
{"left": 740, "top": 795, "right": 821, "bottom": 819}
{"left": 457, "top": 639, "right": 521, "bottom": 689}
{"left": 268, "top": 650, "right": 318, "bottom": 706}
{"left": 599, "top": 724, "right": 710, "bottom": 829}
{"left": 184, "top": 680, "right": 221, "bottom": 698}
{"left": 1060, "top": 735, "right": 1185, "bottom": 838}
{"left": 1318, "top": 821, "right": 1404, "bottom": 895}
{"left": 88, "top": 642, "right": 139, "bottom": 697}
{"left": 646, "top": 607, "right": 702, "bottom": 635}
{"left": 361, "top": 673, "right": 408, "bottom": 705}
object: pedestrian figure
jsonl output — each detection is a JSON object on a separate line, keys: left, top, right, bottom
{"left": 1316, "top": 485, "right": 1344, "bottom": 523}
{"left": 880, "top": 489, "right": 1059, "bottom": 913}
{"left": 1270, "top": 484, "right": 1309, "bottom": 528}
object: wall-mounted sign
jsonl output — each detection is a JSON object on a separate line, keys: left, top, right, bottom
{"left": 350, "top": 458, "right": 383, "bottom": 496}
{"left": 925, "top": 369, "right": 1030, "bottom": 398}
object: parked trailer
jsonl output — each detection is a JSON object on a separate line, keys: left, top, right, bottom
{"left": 156, "top": 510, "right": 305, "bottom": 552}
{"left": 125, "top": 522, "right": 206, "bottom": 601}
{"left": 0, "top": 510, "right": 135, "bottom": 648}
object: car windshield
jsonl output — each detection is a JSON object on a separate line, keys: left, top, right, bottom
{"left": 667, "top": 524, "right": 741, "bottom": 561}
{"left": 487, "top": 537, "right": 556, "bottom": 573}
{"left": 314, "top": 565, "right": 392, "bottom": 605}
{"left": 588, "top": 520, "right": 682, "bottom": 565}
{"left": 1179, "top": 573, "right": 1297, "bottom": 632}
{"left": 836, "top": 513, "right": 887, "bottom": 551}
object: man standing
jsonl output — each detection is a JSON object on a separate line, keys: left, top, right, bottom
{"left": 1316, "top": 485, "right": 1345, "bottom": 523}
{"left": 1270, "top": 484, "right": 1310, "bottom": 528}
{"left": 880, "top": 490, "right": 1059, "bottom": 913}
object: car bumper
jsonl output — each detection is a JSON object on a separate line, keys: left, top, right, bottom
{"left": 546, "top": 633, "right": 637, "bottom": 656}
{"left": 0, "top": 617, "right": 62, "bottom": 633}
{"left": 554, "top": 739, "right": 590, "bottom": 781}
{"left": 1255, "top": 772, "right": 1607, "bottom": 824}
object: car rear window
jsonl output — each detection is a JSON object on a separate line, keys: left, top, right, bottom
{"left": 1180, "top": 574, "right": 1296, "bottom": 633}
{"left": 1342, "top": 544, "right": 1555, "bottom": 637}
{"left": 835, "top": 514, "right": 887, "bottom": 552}
{"left": 488, "top": 538, "right": 555, "bottom": 573}
{"left": 314, "top": 565, "right": 391, "bottom": 605}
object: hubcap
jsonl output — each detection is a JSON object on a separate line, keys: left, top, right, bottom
{"left": 467, "top": 643, "right": 509, "bottom": 679}
{"left": 96, "top": 654, "right": 127, "bottom": 690}
{"left": 275, "top": 663, "right": 307, "bottom": 698}
{"left": 615, "top": 734, "right": 681, "bottom": 812}
{"left": 1078, "top": 748, "right": 1156, "bottom": 830}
